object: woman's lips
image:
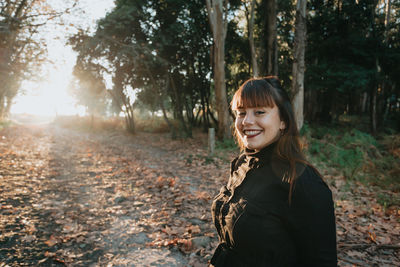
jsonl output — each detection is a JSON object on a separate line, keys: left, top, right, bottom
{"left": 244, "top": 130, "right": 262, "bottom": 138}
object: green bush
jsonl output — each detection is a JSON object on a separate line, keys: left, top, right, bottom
{"left": 216, "top": 138, "right": 237, "bottom": 150}
{"left": 334, "top": 147, "right": 364, "bottom": 180}
{"left": 305, "top": 126, "right": 398, "bottom": 185}
{"left": 302, "top": 125, "right": 396, "bottom": 186}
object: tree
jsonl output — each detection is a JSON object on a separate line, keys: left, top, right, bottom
{"left": 206, "top": 0, "right": 231, "bottom": 140}
{"left": 0, "top": 0, "right": 76, "bottom": 120}
{"left": 260, "top": 0, "right": 278, "bottom": 76}
{"left": 69, "top": 0, "right": 216, "bottom": 137}
{"left": 244, "top": 0, "right": 259, "bottom": 77}
{"left": 303, "top": 0, "right": 400, "bottom": 133}
{"left": 70, "top": 62, "right": 108, "bottom": 119}
{"left": 291, "top": 0, "right": 307, "bottom": 130}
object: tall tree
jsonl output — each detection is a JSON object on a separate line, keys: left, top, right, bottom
{"left": 260, "top": 0, "right": 278, "bottom": 76}
{"left": 70, "top": 0, "right": 214, "bottom": 137}
{"left": 206, "top": 0, "right": 231, "bottom": 140}
{"left": 291, "top": 0, "right": 307, "bottom": 130}
{"left": 244, "top": 0, "right": 259, "bottom": 77}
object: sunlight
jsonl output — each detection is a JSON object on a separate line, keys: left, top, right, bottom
{"left": 11, "top": 68, "right": 86, "bottom": 117}
{"left": 9, "top": 0, "right": 115, "bottom": 120}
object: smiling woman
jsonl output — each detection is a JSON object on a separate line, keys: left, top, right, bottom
{"left": 210, "top": 77, "right": 337, "bottom": 267}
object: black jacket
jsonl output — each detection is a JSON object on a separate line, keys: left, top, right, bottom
{"left": 211, "top": 143, "right": 337, "bottom": 267}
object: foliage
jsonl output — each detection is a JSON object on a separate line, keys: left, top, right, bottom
{"left": 0, "top": 0, "right": 48, "bottom": 119}
{"left": 69, "top": 62, "right": 108, "bottom": 116}
{"left": 69, "top": 0, "right": 215, "bottom": 137}
{"left": 305, "top": 0, "right": 400, "bottom": 127}
{"left": 134, "top": 113, "right": 175, "bottom": 133}
{"left": 0, "top": 0, "right": 77, "bottom": 120}
{"left": 215, "top": 137, "right": 238, "bottom": 150}
{"left": 304, "top": 124, "right": 400, "bottom": 192}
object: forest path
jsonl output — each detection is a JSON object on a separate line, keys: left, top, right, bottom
{"left": 1, "top": 123, "right": 399, "bottom": 266}
{"left": 0, "top": 124, "right": 225, "bottom": 266}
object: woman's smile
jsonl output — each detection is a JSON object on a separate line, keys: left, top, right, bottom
{"left": 243, "top": 129, "right": 263, "bottom": 138}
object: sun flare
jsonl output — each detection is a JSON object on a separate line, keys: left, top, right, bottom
{"left": 11, "top": 68, "right": 85, "bottom": 118}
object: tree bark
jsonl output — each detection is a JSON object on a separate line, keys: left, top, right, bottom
{"left": 169, "top": 72, "right": 191, "bottom": 138}
{"left": 245, "top": 0, "right": 259, "bottom": 77}
{"left": 291, "top": 0, "right": 307, "bottom": 130}
{"left": 0, "top": 95, "right": 5, "bottom": 121}
{"left": 260, "top": 0, "right": 278, "bottom": 76}
{"left": 385, "top": 0, "right": 391, "bottom": 43}
{"left": 370, "top": 83, "right": 377, "bottom": 135}
{"left": 206, "top": 0, "right": 231, "bottom": 140}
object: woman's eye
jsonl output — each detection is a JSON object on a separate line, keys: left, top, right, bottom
{"left": 237, "top": 111, "right": 246, "bottom": 117}
{"left": 255, "top": 110, "right": 265, "bottom": 115}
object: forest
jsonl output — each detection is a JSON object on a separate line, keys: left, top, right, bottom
{"left": 1, "top": 0, "right": 400, "bottom": 266}
{"left": 1, "top": 0, "right": 400, "bottom": 136}
{"left": 66, "top": 0, "right": 400, "bottom": 139}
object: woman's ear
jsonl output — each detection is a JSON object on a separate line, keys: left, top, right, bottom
{"left": 280, "top": 121, "right": 286, "bottom": 130}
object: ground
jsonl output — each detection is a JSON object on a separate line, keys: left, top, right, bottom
{"left": 0, "top": 123, "right": 399, "bottom": 266}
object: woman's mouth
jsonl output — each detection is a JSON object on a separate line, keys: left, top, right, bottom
{"left": 244, "top": 130, "right": 262, "bottom": 138}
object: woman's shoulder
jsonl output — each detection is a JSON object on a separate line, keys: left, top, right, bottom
{"left": 296, "top": 164, "right": 327, "bottom": 186}
{"left": 293, "top": 164, "right": 333, "bottom": 201}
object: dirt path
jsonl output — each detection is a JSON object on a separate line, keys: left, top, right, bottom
{"left": 0, "top": 124, "right": 227, "bottom": 266}
{"left": 1, "top": 124, "right": 399, "bottom": 266}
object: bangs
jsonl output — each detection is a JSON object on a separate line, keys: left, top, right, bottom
{"left": 231, "top": 79, "right": 276, "bottom": 110}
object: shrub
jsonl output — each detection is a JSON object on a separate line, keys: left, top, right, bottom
{"left": 304, "top": 125, "right": 399, "bottom": 187}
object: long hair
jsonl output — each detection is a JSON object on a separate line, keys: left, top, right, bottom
{"left": 231, "top": 76, "right": 309, "bottom": 203}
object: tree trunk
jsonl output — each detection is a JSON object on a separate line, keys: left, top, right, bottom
{"left": 291, "top": 0, "right": 307, "bottom": 130}
{"left": 0, "top": 95, "right": 5, "bottom": 121}
{"left": 260, "top": 0, "right": 278, "bottom": 76}
{"left": 169, "top": 73, "right": 191, "bottom": 138}
{"left": 370, "top": 85, "right": 377, "bottom": 135}
{"left": 206, "top": 0, "right": 231, "bottom": 140}
{"left": 159, "top": 95, "right": 177, "bottom": 139}
{"left": 385, "top": 0, "right": 391, "bottom": 43}
{"left": 245, "top": 0, "right": 259, "bottom": 77}
{"left": 197, "top": 64, "right": 211, "bottom": 131}
{"left": 361, "top": 91, "right": 368, "bottom": 113}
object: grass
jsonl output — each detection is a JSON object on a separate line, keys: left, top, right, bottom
{"left": 54, "top": 115, "right": 124, "bottom": 132}
{"left": 134, "top": 115, "right": 171, "bottom": 133}
{"left": 215, "top": 138, "right": 238, "bottom": 150}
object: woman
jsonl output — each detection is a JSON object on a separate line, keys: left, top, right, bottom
{"left": 210, "top": 77, "right": 337, "bottom": 267}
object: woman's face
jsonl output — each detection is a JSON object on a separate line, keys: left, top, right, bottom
{"left": 235, "top": 105, "right": 285, "bottom": 151}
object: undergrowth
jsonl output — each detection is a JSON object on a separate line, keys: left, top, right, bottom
{"left": 302, "top": 123, "right": 400, "bottom": 204}
{"left": 54, "top": 115, "right": 124, "bottom": 132}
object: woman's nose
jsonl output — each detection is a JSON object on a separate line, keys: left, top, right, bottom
{"left": 243, "top": 112, "right": 254, "bottom": 125}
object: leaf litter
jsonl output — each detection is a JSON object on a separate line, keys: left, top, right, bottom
{"left": 0, "top": 124, "right": 399, "bottom": 266}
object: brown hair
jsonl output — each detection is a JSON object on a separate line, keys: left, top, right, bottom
{"left": 231, "top": 76, "right": 309, "bottom": 203}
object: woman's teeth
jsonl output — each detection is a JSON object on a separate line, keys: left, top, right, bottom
{"left": 244, "top": 130, "right": 261, "bottom": 136}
